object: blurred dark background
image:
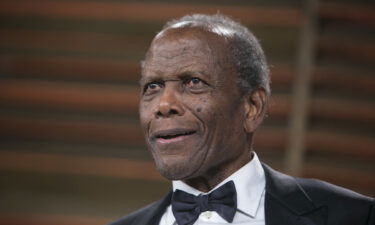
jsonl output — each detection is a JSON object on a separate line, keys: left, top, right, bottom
{"left": 0, "top": 0, "right": 374, "bottom": 224}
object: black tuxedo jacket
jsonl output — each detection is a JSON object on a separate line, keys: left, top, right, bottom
{"left": 109, "top": 164, "right": 375, "bottom": 225}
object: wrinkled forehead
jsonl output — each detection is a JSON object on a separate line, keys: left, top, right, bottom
{"left": 142, "top": 29, "right": 219, "bottom": 75}
{"left": 141, "top": 27, "right": 236, "bottom": 82}
{"left": 145, "top": 26, "right": 231, "bottom": 63}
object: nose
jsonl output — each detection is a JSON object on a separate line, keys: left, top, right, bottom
{"left": 155, "top": 84, "right": 185, "bottom": 118}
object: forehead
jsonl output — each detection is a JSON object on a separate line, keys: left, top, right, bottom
{"left": 142, "top": 27, "right": 232, "bottom": 79}
{"left": 152, "top": 27, "right": 228, "bottom": 53}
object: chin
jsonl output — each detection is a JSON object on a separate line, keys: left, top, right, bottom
{"left": 153, "top": 155, "right": 199, "bottom": 180}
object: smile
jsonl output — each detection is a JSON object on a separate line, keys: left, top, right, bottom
{"left": 152, "top": 129, "right": 197, "bottom": 144}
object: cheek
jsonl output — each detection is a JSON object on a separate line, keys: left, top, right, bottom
{"left": 139, "top": 102, "right": 153, "bottom": 128}
{"left": 191, "top": 100, "right": 217, "bottom": 123}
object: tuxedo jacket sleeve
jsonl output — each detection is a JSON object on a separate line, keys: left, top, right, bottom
{"left": 108, "top": 164, "right": 375, "bottom": 225}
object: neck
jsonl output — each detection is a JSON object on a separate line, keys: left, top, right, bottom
{"left": 183, "top": 150, "right": 252, "bottom": 192}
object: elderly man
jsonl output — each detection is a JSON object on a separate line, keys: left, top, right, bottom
{"left": 109, "top": 14, "right": 374, "bottom": 225}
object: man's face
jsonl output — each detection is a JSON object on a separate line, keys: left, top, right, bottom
{"left": 139, "top": 28, "right": 249, "bottom": 181}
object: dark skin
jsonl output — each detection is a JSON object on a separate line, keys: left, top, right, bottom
{"left": 139, "top": 27, "right": 267, "bottom": 192}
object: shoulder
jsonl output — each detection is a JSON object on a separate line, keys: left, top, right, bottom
{"left": 295, "top": 177, "right": 375, "bottom": 223}
{"left": 263, "top": 163, "right": 374, "bottom": 207}
{"left": 262, "top": 163, "right": 374, "bottom": 224}
{"left": 296, "top": 177, "right": 374, "bottom": 204}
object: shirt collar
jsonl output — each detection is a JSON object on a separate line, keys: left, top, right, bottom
{"left": 172, "top": 151, "right": 266, "bottom": 217}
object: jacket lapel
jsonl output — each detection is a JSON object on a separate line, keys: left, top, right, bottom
{"left": 262, "top": 164, "right": 327, "bottom": 225}
{"left": 133, "top": 191, "right": 172, "bottom": 225}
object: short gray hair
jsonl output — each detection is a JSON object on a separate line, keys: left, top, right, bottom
{"left": 161, "top": 13, "right": 270, "bottom": 95}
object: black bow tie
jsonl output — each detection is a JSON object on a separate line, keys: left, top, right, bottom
{"left": 171, "top": 181, "right": 237, "bottom": 225}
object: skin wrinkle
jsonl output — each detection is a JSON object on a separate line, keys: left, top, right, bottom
{"left": 140, "top": 26, "right": 264, "bottom": 192}
{"left": 182, "top": 98, "right": 230, "bottom": 190}
{"left": 161, "top": 81, "right": 211, "bottom": 180}
{"left": 187, "top": 108, "right": 240, "bottom": 190}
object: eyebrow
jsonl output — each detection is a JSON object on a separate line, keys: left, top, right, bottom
{"left": 139, "top": 70, "right": 210, "bottom": 85}
{"left": 139, "top": 76, "right": 158, "bottom": 86}
{"left": 179, "top": 70, "right": 209, "bottom": 78}
{"left": 139, "top": 69, "right": 164, "bottom": 85}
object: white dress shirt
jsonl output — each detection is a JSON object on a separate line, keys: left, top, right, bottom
{"left": 159, "top": 152, "right": 266, "bottom": 225}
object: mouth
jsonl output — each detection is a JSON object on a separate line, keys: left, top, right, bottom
{"left": 152, "top": 129, "right": 197, "bottom": 144}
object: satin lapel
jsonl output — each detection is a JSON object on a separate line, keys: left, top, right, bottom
{"left": 262, "top": 164, "right": 327, "bottom": 225}
{"left": 133, "top": 191, "right": 172, "bottom": 225}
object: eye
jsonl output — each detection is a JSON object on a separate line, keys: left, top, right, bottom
{"left": 143, "top": 82, "right": 163, "bottom": 95}
{"left": 185, "top": 77, "right": 207, "bottom": 90}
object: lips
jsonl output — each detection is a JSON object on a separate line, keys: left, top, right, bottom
{"left": 151, "top": 128, "right": 196, "bottom": 144}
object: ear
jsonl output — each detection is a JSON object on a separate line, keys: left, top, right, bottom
{"left": 243, "top": 88, "right": 267, "bottom": 133}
